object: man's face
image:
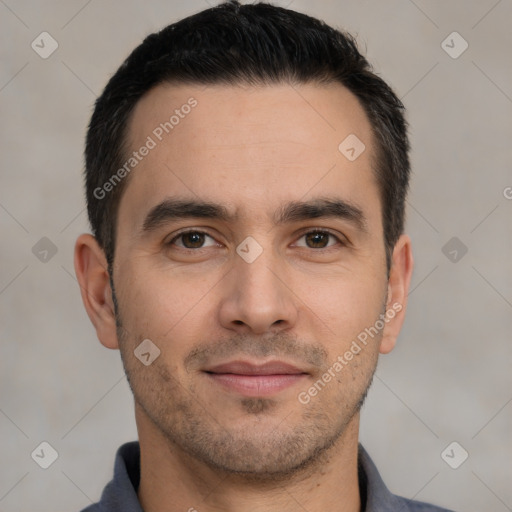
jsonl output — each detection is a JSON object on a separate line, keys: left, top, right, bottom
{"left": 112, "top": 82, "right": 390, "bottom": 476}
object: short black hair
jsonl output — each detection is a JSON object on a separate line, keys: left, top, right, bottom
{"left": 85, "top": 0, "right": 410, "bottom": 270}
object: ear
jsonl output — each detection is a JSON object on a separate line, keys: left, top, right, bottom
{"left": 379, "top": 234, "right": 414, "bottom": 354}
{"left": 74, "top": 233, "right": 119, "bottom": 349}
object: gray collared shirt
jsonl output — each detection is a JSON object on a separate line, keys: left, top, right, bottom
{"left": 80, "top": 441, "right": 454, "bottom": 511}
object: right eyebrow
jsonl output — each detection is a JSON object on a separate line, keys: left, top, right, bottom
{"left": 141, "top": 198, "right": 237, "bottom": 234}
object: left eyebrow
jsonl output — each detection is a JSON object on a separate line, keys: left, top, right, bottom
{"left": 140, "top": 196, "right": 368, "bottom": 234}
{"left": 273, "top": 197, "right": 368, "bottom": 233}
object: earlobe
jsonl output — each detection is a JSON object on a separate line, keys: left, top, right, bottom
{"left": 379, "top": 234, "right": 414, "bottom": 354}
{"left": 74, "top": 234, "right": 120, "bottom": 350}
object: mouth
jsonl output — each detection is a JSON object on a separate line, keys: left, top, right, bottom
{"left": 203, "top": 360, "right": 309, "bottom": 397}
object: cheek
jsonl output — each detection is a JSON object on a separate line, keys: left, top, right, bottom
{"left": 298, "top": 268, "right": 387, "bottom": 344}
{"left": 115, "top": 262, "right": 219, "bottom": 344}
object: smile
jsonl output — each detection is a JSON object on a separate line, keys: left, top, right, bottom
{"left": 203, "top": 360, "right": 309, "bottom": 397}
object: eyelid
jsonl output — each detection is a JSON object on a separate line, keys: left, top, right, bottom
{"left": 166, "top": 227, "right": 347, "bottom": 250}
{"left": 292, "top": 228, "right": 346, "bottom": 248}
{"left": 166, "top": 228, "right": 219, "bottom": 248}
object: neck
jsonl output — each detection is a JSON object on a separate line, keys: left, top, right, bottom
{"left": 136, "top": 404, "right": 362, "bottom": 512}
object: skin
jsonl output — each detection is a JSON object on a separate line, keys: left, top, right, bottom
{"left": 75, "top": 82, "right": 413, "bottom": 512}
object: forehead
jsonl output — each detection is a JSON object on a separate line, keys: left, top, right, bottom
{"left": 117, "top": 82, "right": 380, "bottom": 230}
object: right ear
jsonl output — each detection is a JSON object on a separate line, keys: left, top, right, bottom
{"left": 74, "top": 233, "right": 119, "bottom": 349}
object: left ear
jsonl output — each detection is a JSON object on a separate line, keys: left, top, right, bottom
{"left": 379, "top": 234, "right": 414, "bottom": 354}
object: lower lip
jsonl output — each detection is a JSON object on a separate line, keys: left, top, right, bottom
{"left": 206, "top": 373, "right": 307, "bottom": 397}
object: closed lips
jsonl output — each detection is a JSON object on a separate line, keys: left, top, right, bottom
{"left": 204, "top": 360, "right": 308, "bottom": 375}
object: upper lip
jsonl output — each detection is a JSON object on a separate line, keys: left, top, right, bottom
{"left": 204, "top": 360, "right": 308, "bottom": 375}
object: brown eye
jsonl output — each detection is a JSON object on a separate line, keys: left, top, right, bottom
{"left": 169, "top": 230, "right": 217, "bottom": 249}
{"left": 181, "top": 232, "right": 205, "bottom": 248}
{"left": 296, "top": 230, "right": 340, "bottom": 249}
{"left": 305, "top": 231, "right": 330, "bottom": 248}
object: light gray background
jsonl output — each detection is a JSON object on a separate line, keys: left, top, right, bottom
{"left": 1, "top": 1, "right": 511, "bottom": 511}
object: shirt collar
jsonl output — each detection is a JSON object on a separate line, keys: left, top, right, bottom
{"left": 94, "top": 441, "right": 408, "bottom": 512}
{"left": 357, "top": 443, "right": 408, "bottom": 511}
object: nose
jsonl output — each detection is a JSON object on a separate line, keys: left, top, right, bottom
{"left": 218, "top": 245, "right": 298, "bottom": 335}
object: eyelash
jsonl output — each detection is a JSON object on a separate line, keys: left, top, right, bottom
{"left": 166, "top": 228, "right": 345, "bottom": 251}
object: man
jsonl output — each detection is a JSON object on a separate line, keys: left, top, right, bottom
{"left": 74, "top": 1, "right": 453, "bottom": 510}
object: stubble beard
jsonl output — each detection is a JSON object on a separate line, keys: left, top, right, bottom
{"left": 111, "top": 282, "right": 379, "bottom": 482}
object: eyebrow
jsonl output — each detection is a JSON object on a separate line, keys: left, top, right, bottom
{"left": 141, "top": 196, "right": 367, "bottom": 234}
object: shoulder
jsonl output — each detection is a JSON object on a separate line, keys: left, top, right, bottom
{"left": 76, "top": 441, "right": 142, "bottom": 512}
{"left": 397, "top": 496, "right": 455, "bottom": 511}
{"left": 358, "top": 444, "right": 455, "bottom": 512}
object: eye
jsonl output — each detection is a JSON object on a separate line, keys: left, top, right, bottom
{"left": 294, "top": 229, "right": 342, "bottom": 249}
{"left": 166, "top": 228, "right": 343, "bottom": 251}
{"left": 167, "top": 230, "right": 219, "bottom": 249}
